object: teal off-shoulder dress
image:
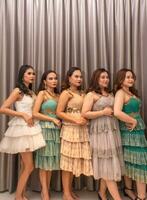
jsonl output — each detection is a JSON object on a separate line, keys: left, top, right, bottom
{"left": 35, "top": 99, "right": 60, "bottom": 170}
{"left": 119, "top": 97, "right": 147, "bottom": 183}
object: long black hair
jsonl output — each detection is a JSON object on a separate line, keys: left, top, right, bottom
{"left": 38, "top": 70, "right": 58, "bottom": 93}
{"left": 61, "top": 67, "right": 83, "bottom": 91}
{"left": 87, "top": 68, "right": 111, "bottom": 94}
{"left": 16, "top": 65, "right": 34, "bottom": 95}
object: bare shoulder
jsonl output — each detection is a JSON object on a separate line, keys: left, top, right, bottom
{"left": 86, "top": 92, "right": 94, "bottom": 98}
{"left": 114, "top": 90, "right": 126, "bottom": 104}
{"left": 61, "top": 89, "right": 73, "bottom": 97}
{"left": 11, "top": 88, "right": 22, "bottom": 98}
{"left": 13, "top": 87, "right": 21, "bottom": 94}
{"left": 115, "top": 89, "right": 125, "bottom": 97}
{"left": 38, "top": 90, "right": 44, "bottom": 96}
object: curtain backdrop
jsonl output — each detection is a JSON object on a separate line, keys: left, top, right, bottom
{"left": 0, "top": 0, "right": 147, "bottom": 192}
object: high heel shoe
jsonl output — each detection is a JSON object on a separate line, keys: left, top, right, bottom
{"left": 23, "top": 195, "right": 29, "bottom": 200}
{"left": 123, "top": 187, "right": 137, "bottom": 200}
{"left": 135, "top": 196, "right": 147, "bottom": 200}
{"left": 98, "top": 192, "right": 102, "bottom": 200}
{"left": 97, "top": 192, "right": 108, "bottom": 200}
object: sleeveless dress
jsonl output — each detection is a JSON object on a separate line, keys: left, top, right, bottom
{"left": 89, "top": 95, "right": 124, "bottom": 181}
{"left": 119, "top": 97, "right": 147, "bottom": 183}
{"left": 60, "top": 91, "right": 93, "bottom": 177}
{"left": 35, "top": 99, "right": 60, "bottom": 170}
{"left": 0, "top": 95, "right": 46, "bottom": 154}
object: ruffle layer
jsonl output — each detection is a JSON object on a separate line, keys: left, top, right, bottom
{"left": 90, "top": 116, "right": 120, "bottom": 134}
{"left": 60, "top": 125, "right": 89, "bottom": 142}
{"left": 124, "top": 148, "right": 147, "bottom": 165}
{"left": 125, "top": 162, "right": 147, "bottom": 183}
{"left": 41, "top": 128, "right": 60, "bottom": 142}
{"left": 8, "top": 117, "right": 38, "bottom": 126}
{"left": 0, "top": 133, "right": 46, "bottom": 154}
{"left": 4, "top": 123, "right": 42, "bottom": 137}
{"left": 40, "top": 121, "right": 60, "bottom": 129}
{"left": 92, "top": 155, "right": 125, "bottom": 181}
{"left": 36, "top": 141, "right": 60, "bottom": 157}
{"left": 119, "top": 116, "right": 145, "bottom": 131}
{"left": 34, "top": 128, "right": 60, "bottom": 170}
{"left": 35, "top": 155, "right": 60, "bottom": 171}
{"left": 90, "top": 130, "right": 123, "bottom": 158}
{"left": 121, "top": 130, "right": 147, "bottom": 147}
{"left": 60, "top": 154, "right": 93, "bottom": 177}
{"left": 60, "top": 139, "right": 91, "bottom": 159}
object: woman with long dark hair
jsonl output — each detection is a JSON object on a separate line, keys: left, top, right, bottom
{"left": 114, "top": 68, "right": 147, "bottom": 200}
{"left": 0, "top": 65, "right": 45, "bottom": 200}
{"left": 33, "top": 70, "right": 61, "bottom": 200}
{"left": 82, "top": 68, "right": 124, "bottom": 200}
{"left": 56, "top": 67, "right": 93, "bottom": 200}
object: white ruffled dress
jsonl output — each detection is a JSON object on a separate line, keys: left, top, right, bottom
{"left": 0, "top": 95, "right": 46, "bottom": 154}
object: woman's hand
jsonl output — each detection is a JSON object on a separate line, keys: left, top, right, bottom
{"left": 102, "top": 107, "right": 113, "bottom": 116}
{"left": 52, "top": 118, "right": 61, "bottom": 127}
{"left": 75, "top": 117, "right": 87, "bottom": 125}
{"left": 126, "top": 119, "right": 137, "bottom": 131}
{"left": 22, "top": 113, "right": 34, "bottom": 127}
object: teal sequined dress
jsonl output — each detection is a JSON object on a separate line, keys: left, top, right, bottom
{"left": 35, "top": 99, "right": 60, "bottom": 170}
{"left": 119, "top": 97, "right": 147, "bottom": 183}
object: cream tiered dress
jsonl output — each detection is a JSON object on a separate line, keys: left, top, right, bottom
{"left": 60, "top": 90, "right": 93, "bottom": 177}
{"left": 0, "top": 94, "right": 46, "bottom": 154}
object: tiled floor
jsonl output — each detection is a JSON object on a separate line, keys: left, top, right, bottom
{"left": 0, "top": 190, "right": 129, "bottom": 200}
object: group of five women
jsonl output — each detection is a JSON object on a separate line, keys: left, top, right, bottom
{"left": 0, "top": 65, "right": 147, "bottom": 200}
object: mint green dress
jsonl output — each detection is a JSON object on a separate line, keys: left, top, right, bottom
{"left": 35, "top": 99, "right": 60, "bottom": 170}
{"left": 119, "top": 97, "right": 147, "bottom": 183}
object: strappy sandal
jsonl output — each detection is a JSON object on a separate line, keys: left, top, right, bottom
{"left": 123, "top": 187, "right": 137, "bottom": 200}
{"left": 135, "top": 197, "right": 147, "bottom": 200}
{"left": 97, "top": 192, "right": 108, "bottom": 200}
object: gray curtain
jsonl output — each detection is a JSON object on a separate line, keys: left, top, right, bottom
{"left": 0, "top": 0, "right": 147, "bottom": 192}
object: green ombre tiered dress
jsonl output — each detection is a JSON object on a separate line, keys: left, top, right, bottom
{"left": 119, "top": 97, "right": 147, "bottom": 183}
{"left": 35, "top": 99, "right": 60, "bottom": 170}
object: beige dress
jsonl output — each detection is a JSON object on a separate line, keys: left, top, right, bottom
{"left": 60, "top": 90, "right": 93, "bottom": 177}
{"left": 89, "top": 95, "right": 124, "bottom": 181}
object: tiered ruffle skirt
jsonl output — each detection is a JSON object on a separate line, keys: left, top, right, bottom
{"left": 120, "top": 117, "right": 147, "bottom": 183}
{"left": 0, "top": 117, "right": 46, "bottom": 154}
{"left": 90, "top": 116, "right": 125, "bottom": 181}
{"left": 60, "top": 123, "right": 93, "bottom": 177}
{"left": 35, "top": 121, "right": 60, "bottom": 170}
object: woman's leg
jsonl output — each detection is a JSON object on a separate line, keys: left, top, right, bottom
{"left": 62, "top": 170, "right": 74, "bottom": 200}
{"left": 136, "top": 181, "right": 146, "bottom": 199}
{"left": 98, "top": 179, "right": 107, "bottom": 200}
{"left": 15, "top": 152, "right": 34, "bottom": 200}
{"left": 47, "top": 171, "right": 52, "bottom": 189}
{"left": 105, "top": 179, "right": 122, "bottom": 200}
{"left": 124, "top": 176, "right": 137, "bottom": 200}
{"left": 39, "top": 169, "right": 50, "bottom": 200}
{"left": 70, "top": 173, "right": 79, "bottom": 200}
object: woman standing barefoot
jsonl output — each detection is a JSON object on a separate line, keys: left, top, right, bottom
{"left": 0, "top": 65, "right": 45, "bottom": 200}
{"left": 57, "top": 67, "right": 93, "bottom": 200}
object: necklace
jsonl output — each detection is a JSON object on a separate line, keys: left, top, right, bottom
{"left": 46, "top": 89, "right": 57, "bottom": 98}
{"left": 68, "top": 88, "right": 82, "bottom": 96}
{"left": 122, "top": 88, "right": 133, "bottom": 96}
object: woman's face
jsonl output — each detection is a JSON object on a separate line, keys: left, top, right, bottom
{"left": 45, "top": 72, "right": 58, "bottom": 89}
{"left": 122, "top": 71, "right": 135, "bottom": 88}
{"left": 98, "top": 72, "right": 109, "bottom": 88}
{"left": 69, "top": 70, "right": 82, "bottom": 87}
{"left": 23, "top": 68, "right": 35, "bottom": 85}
